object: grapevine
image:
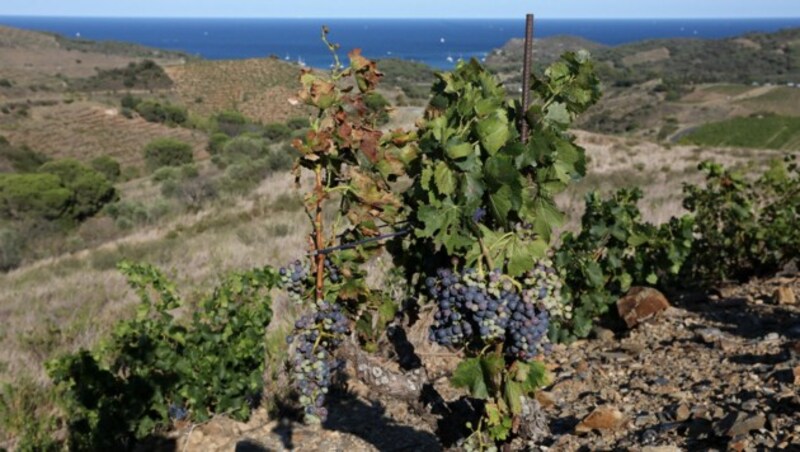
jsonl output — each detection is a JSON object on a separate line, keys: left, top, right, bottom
{"left": 390, "top": 51, "right": 601, "bottom": 448}
{"left": 282, "top": 27, "right": 418, "bottom": 422}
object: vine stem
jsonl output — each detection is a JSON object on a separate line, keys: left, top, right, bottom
{"left": 314, "top": 165, "right": 325, "bottom": 301}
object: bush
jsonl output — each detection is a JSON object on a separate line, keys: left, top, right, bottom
{"left": 134, "top": 99, "right": 188, "bottom": 126}
{"left": 0, "top": 78, "right": 12, "bottom": 88}
{"left": 286, "top": 117, "right": 310, "bottom": 130}
{"left": 0, "top": 137, "right": 49, "bottom": 172}
{"left": 143, "top": 138, "right": 193, "bottom": 171}
{"left": 221, "top": 135, "right": 268, "bottom": 163}
{"left": 207, "top": 132, "right": 230, "bottom": 155}
{"left": 39, "top": 159, "right": 117, "bottom": 220}
{"left": 364, "top": 92, "right": 391, "bottom": 125}
{"left": 0, "top": 227, "right": 23, "bottom": 271}
{"left": 0, "top": 173, "right": 72, "bottom": 220}
{"left": 214, "top": 110, "right": 249, "bottom": 137}
{"left": 262, "top": 123, "right": 292, "bottom": 142}
{"left": 682, "top": 158, "right": 800, "bottom": 282}
{"left": 48, "top": 262, "right": 280, "bottom": 449}
{"left": 90, "top": 156, "right": 121, "bottom": 182}
{"left": 120, "top": 93, "right": 140, "bottom": 110}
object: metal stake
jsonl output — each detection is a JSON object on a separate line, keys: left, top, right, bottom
{"left": 520, "top": 13, "right": 535, "bottom": 144}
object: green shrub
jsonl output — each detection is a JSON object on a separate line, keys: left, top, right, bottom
{"left": 214, "top": 110, "right": 249, "bottom": 137}
{"left": 286, "top": 117, "right": 310, "bottom": 130}
{"left": 262, "top": 123, "right": 292, "bottom": 142}
{"left": 207, "top": 132, "right": 230, "bottom": 155}
{"left": 143, "top": 138, "right": 193, "bottom": 171}
{"left": 217, "top": 159, "right": 272, "bottom": 194}
{"left": 120, "top": 93, "right": 141, "bottom": 110}
{"left": 0, "top": 173, "right": 72, "bottom": 220}
{"left": 0, "top": 137, "right": 49, "bottom": 172}
{"left": 0, "top": 226, "right": 24, "bottom": 271}
{"left": 48, "top": 262, "right": 280, "bottom": 449}
{"left": 90, "top": 156, "right": 121, "bottom": 182}
{"left": 0, "top": 78, "right": 12, "bottom": 88}
{"left": 364, "top": 92, "right": 391, "bottom": 125}
{"left": 134, "top": 100, "right": 188, "bottom": 126}
{"left": 682, "top": 158, "right": 800, "bottom": 282}
{"left": 553, "top": 188, "right": 694, "bottom": 340}
{"left": 0, "top": 378, "right": 61, "bottom": 451}
{"left": 221, "top": 135, "right": 268, "bottom": 163}
{"left": 39, "top": 159, "right": 117, "bottom": 220}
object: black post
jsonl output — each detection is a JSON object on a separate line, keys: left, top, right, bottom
{"left": 520, "top": 13, "right": 534, "bottom": 144}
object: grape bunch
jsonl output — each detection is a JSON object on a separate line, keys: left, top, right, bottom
{"left": 286, "top": 301, "right": 349, "bottom": 423}
{"left": 427, "top": 266, "right": 554, "bottom": 361}
{"left": 324, "top": 257, "right": 341, "bottom": 283}
{"left": 521, "top": 258, "right": 570, "bottom": 320}
{"left": 279, "top": 260, "right": 309, "bottom": 304}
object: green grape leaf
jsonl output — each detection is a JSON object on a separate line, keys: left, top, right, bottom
{"left": 445, "top": 140, "right": 474, "bottom": 160}
{"left": 451, "top": 357, "right": 489, "bottom": 399}
{"left": 434, "top": 162, "right": 456, "bottom": 195}
{"left": 503, "top": 380, "right": 524, "bottom": 415}
{"left": 475, "top": 112, "right": 510, "bottom": 155}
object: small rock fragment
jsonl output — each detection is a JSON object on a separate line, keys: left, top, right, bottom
{"left": 794, "top": 365, "right": 800, "bottom": 386}
{"left": 714, "top": 412, "right": 766, "bottom": 438}
{"left": 641, "top": 447, "right": 681, "bottom": 452}
{"left": 675, "top": 403, "right": 691, "bottom": 421}
{"left": 575, "top": 406, "right": 627, "bottom": 433}
{"left": 773, "top": 286, "right": 796, "bottom": 305}
{"left": 617, "top": 287, "right": 670, "bottom": 328}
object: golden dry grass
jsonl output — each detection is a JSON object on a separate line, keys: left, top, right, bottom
{"left": 0, "top": 101, "right": 208, "bottom": 167}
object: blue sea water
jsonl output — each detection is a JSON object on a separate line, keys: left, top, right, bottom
{"left": 1, "top": 17, "right": 800, "bottom": 69}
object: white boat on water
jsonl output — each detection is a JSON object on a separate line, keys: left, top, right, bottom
{"left": 297, "top": 57, "right": 307, "bottom": 67}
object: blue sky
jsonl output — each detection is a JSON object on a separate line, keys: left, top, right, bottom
{"left": 1, "top": 0, "right": 799, "bottom": 19}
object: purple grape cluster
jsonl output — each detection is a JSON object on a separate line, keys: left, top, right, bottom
{"left": 427, "top": 267, "right": 551, "bottom": 362}
{"left": 286, "top": 301, "right": 349, "bottom": 423}
{"left": 279, "top": 260, "right": 308, "bottom": 304}
{"left": 324, "top": 257, "right": 341, "bottom": 283}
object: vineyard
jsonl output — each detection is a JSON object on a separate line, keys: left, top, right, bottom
{"left": 165, "top": 58, "right": 308, "bottom": 125}
{"left": 0, "top": 101, "right": 208, "bottom": 167}
{"left": 1, "top": 24, "right": 799, "bottom": 452}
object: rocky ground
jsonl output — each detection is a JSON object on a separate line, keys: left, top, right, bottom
{"left": 163, "top": 273, "right": 800, "bottom": 452}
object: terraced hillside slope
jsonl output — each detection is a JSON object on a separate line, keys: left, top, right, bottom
{"left": 0, "top": 101, "right": 208, "bottom": 167}
{"left": 166, "top": 57, "right": 308, "bottom": 124}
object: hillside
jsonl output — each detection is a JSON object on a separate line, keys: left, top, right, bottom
{"left": 486, "top": 27, "right": 800, "bottom": 88}
{"left": 1, "top": 101, "right": 208, "bottom": 168}
{"left": 166, "top": 57, "right": 307, "bottom": 124}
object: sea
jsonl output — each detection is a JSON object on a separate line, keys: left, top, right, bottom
{"left": 1, "top": 17, "right": 800, "bottom": 69}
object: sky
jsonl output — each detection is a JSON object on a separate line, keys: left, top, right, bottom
{"left": 1, "top": 0, "right": 800, "bottom": 19}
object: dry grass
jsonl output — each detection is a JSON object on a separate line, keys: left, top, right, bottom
{"left": 0, "top": 101, "right": 208, "bottom": 167}
{"left": 166, "top": 58, "right": 309, "bottom": 124}
{"left": 560, "top": 131, "right": 787, "bottom": 228}
{"left": 0, "top": 172, "right": 310, "bottom": 384}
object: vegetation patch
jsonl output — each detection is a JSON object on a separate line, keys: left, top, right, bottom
{"left": 680, "top": 114, "right": 800, "bottom": 150}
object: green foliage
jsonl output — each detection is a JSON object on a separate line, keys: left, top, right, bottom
{"left": 39, "top": 159, "right": 117, "bottom": 220}
{"left": 133, "top": 99, "right": 188, "bottom": 126}
{"left": 207, "top": 132, "right": 230, "bottom": 155}
{"left": 71, "top": 59, "right": 173, "bottom": 91}
{"left": 0, "top": 378, "right": 62, "bottom": 451}
{"left": 0, "top": 173, "right": 72, "bottom": 220}
{"left": 262, "top": 123, "right": 292, "bottom": 142}
{"left": 391, "top": 53, "right": 599, "bottom": 449}
{"left": 0, "top": 226, "right": 24, "bottom": 271}
{"left": 553, "top": 188, "right": 694, "bottom": 340}
{"left": 214, "top": 110, "right": 250, "bottom": 137}
{"left": 682, "top": 158, "right": 800, "bottom": 283}
{"left": 364, "top": 92, "right": 391, "bottom": 125}
{"left": 143, "top": 138, "right": 193, "bottom": 171}
{"left": 679, "top": 114, "right": 800, "bottom": 150}
{"left": 90, "top": 156, "right": 122, "bottom": 183}
{"left": 286, "top": 116, "right": 310, "bottom": 130}
{"left": 401, "top": 52, "right": 600, "bottom": 276}
{"left": 0, "top": 137, "right": 50, "bottom": 173}
{"left": 48, "top": 261, "right": 280, "bottom": 450}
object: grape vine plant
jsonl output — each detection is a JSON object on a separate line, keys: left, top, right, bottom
{"left": 282, "top": 28, "right": 418, "bottom": 423}
{"left": 392, "top": 53, "right": 601, "bottom": 448}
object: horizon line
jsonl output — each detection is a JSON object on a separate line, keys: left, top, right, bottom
{"left": 2, "top": 14, "right": 800, "bottom": 20}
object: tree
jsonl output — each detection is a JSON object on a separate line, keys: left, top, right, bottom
{"left": 143, "top": 139, "right": 194, "bottom": 171}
